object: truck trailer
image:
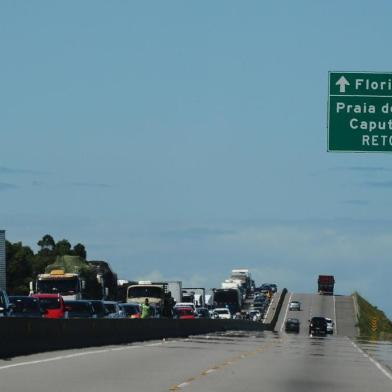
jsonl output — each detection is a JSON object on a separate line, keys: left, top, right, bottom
{"left": 318, "top": 275, "right": 335, "bottom": 295}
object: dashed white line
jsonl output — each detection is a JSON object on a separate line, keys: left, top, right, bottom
{"left": 0, "top": 341, "right": 165, "bottom": 371}
{"left": 350, "top": 339, "right": 392, "bottom": 382}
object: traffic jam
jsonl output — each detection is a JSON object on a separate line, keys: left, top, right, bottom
{"left": 0, "top": 266, "right": 277, "bottom": 323}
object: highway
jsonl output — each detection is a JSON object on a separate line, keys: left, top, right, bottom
{"left": 1, "top": 293, "right": 391, "bottom": 392}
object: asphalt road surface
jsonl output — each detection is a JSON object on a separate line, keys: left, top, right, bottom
{"left": 1, "top": 294, "right": 391, "bottom": 392}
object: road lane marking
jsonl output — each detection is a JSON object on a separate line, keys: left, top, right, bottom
{"left": 280, "top": 292, "right": 293, "bottom": 332}
{"left": 0, "top": 341, "right": 167, "bottom": 371}
{"left": 168, "top": 339, "right": 282, "bottom": 390}
{"left": 350, "top": 339, "right": 392, "bottom": 382}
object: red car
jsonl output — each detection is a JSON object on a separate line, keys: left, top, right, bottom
{"left": 174, "top": 307, "right": 196, "bottom": 319}
{"left": 31, "top": 293, "right": 66, "bottom": 319}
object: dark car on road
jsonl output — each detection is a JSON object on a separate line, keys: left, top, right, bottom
{"left": 195, "top": 307, "right": 210, "bottom": 318}
{"left": 285, "top": 318, "right": 300, "bottom": 333}
{"left": 9, "top": 296, "right": 44, "bottom": 318}
{"left": 64, "top": 300, "right": 95, "bottom": 318}
{"left": 90, "top": 300, "right": 108, "bottom": 318}
{"left": 309, "top": 316, "right": 328, "bottom": 336}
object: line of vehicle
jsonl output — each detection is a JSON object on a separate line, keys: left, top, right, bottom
{"left": 349, "top": 339, "right": 392, "bottom": 382}
{"left": 0, "top": 340, "right": 168, "bottom": 371}
{"left": 279, "top": 292, "right": 292, "bottom": 332}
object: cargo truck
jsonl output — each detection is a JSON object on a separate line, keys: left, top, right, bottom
{"left": 230, "top": 269, "right": 254, "bottom": 297}
{"left": 182, "top": 288, "right": 205, "bottom": 308}
{"left": 318, "top": 275, "right": 335, "bottom": 295}
{"left": 30, "top": 256, "right": 118, "bottom": 300}
{"left": 126, "top": 281, "right": 177, "bottom": 317}
{"left": 213, "top": 288, "right": 242, "bottom": 314}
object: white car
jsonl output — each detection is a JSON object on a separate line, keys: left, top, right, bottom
{"left": 213, "top": 308, "right": 232, "bottom": 319}
{"left": 325, "top": 317, "right": 334, "bottom": 334}
{"left": 289, "top": 301, "right": 301, "bottom": 311}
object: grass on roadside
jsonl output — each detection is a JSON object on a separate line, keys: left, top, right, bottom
{"left": 354, "top": 292, "right": 392, "bottom": 340}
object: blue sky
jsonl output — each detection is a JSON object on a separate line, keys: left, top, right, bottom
{"left": 1, "top": 2, "right": 392, "bottom": 316}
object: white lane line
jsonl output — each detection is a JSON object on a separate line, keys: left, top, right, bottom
{"left": 333, "top": 295, "right": 338, "bottom": 336}
{"left": 350, "top": 340, "right": 392, "bottom": 382}
{"left": 0, "top": 341, "right": 166, "bottom": 371}
{"left": 280, "top": 292, "right": 293, "bottom": 332}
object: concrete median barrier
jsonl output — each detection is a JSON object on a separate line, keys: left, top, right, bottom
{"left": 0, "top": 317, "right": 264, "bottom": 358}
{"left": 264, "top": 288, "right": 288, "bottom": 330}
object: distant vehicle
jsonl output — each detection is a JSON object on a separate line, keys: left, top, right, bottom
{"left": 309, "top": 317, "right": 328, "bottom": 336}
{"left": 174, "top": 302, "right": 196, "bottom": 311}
{"left": 259, "top": 284, "right": 272, "bottom": 294}
{"left": 173, "top": 307, "right": 195, "bottom": 319}
{"left": 230, "top": 269, "right": 254, "bottom": 296}
{"left": 285, "top": 318, "right": 300, "bottom": 333}
{"left": 119, "top": 303, "right": 141, "bottom": 318}
{"left": 195, "top": 307, "right": 210, "bottom": 318}
{"left": 126, "top": 281, "right": 173, "bottom": 316}
{"left": 64, "top": 300, "right": 95, "bottom": 318}
{"left": 249, "top": 310, "right": 262, "bottom": 322}
{"left": 213, "top": 308, "right": 232, "bottom": 319}
{"left": 30, "top": 256, "right": 117, "bottom": 300}
{"left": 268, "top": 284, "right": 278, "bottom": 293}
{"left": 9, "top": 296, "right": 43, "bottom": 318}
{"left": 213, "top": 288, "right": 242, "bottom": 314}
{"left": 289, "top": 301, "right": 301, "bottom": 311}
{"left": 325, "top": 317, "right": 334, "bottom": 334}
{"left": 31, "top": 293, "right": 66, "bottom": 319}
{"left": 318, "top": 275, "right": 335, "bottom": 295}
{"left": 89, "top": 300, "right": 108, "bottom": 318}
{"left": 104, "top": 301, "right": 123, "bottom": 318}
{"left": 0, "top": 290, "right": 14, "bottom": 317}
{"left": 253, "top": 295, "right": 267, "bottom": 307}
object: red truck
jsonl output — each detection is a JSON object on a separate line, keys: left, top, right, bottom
{"left": 318, "top": 275, "right": 335, "bottom": 295}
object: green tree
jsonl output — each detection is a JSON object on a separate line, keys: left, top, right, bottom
{"left": 6, "top": 241, "right": 34, "bottom": 295}
{"left": 37, "top": 234, "right": 55, "bottom": 251}
{"left": 55, "top": 239, "right": 72, "bottom": 256}
{"left": 73, "top": 243, "right": 87, "bottom": 259}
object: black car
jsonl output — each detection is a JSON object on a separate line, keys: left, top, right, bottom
{"left": 285, "top": 318, "right": 300, "bottom": 333}
{"left": 195, "top": 307, "right": 210, "bottom": 318}
{"left": 9, "top": 296, "right": 44, "bottom": 318}
{"left": 64, "top": 300, "right": 95, "bottom": 318}
{"left": 309, "top": 316, "right": 328, "bottom": 336}
{"left": 90, "top": 300, "right": 109, "bottom": 318}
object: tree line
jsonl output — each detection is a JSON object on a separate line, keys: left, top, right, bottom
{"left": 6, "top": 234, "right": 87, "bottom": 295}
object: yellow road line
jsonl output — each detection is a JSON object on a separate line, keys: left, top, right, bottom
{"left": 168, "top": 337, "right": 283, "bottom": 390}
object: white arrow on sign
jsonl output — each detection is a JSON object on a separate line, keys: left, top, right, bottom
{"left": 336, "top": 76, "right": 350, "bottom": 93}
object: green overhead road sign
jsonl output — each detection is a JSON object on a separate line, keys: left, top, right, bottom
{"left": 328, "top": 72, "right": 392, "bottom": 152}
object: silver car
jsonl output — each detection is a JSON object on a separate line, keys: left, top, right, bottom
{"left": 289, "top": 300, "right": 301, "bottom": 311}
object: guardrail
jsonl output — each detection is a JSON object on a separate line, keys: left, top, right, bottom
{"left": 0, "top": 318, "right": 264, "bottom": 358}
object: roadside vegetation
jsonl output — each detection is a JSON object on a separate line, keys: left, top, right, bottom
{"left": 6, "top": 235, "right": 87, "bottom": 295}
{"left": 354, "top": 292, "right": 392, "bottom": 340}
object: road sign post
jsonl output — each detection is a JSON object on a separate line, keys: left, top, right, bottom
{"left": 328, "top": 72, "right": 392, "bottom": 152}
